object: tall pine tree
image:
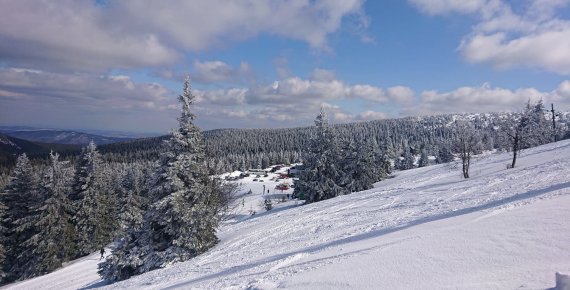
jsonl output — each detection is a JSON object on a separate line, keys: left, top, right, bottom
{"left": 297, "top": 109, "right": 347, "bottom": 203}
{"left": 72, "top": 141, "right": 115, "bottom": 256}
{"left": 0, "top": 154, "right": 39, "bottom": 282}
{"left": 27, "top": 152, "right": 74, "bottom": 275}
{"left": 117, "top": 167, "right": 148, "bottom": 231}
{"left": 99, "top": 77, "right": 224, "bottom": 281}
{"left": 339, "top": 139, "right": 376, "bottom": 192}
{"left": 0, "top": 202, "right": 6, "bottom": 282}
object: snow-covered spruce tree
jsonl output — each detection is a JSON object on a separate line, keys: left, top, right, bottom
{"left": 72, "top": 141, "right": 115, "bottom": 257}
{"left": 297, "top": 109, "right": 347, "bottom": 203}
{"left": 26, "top": 152, "right": 74, "bottom": 276}
{"left": 0, "top": 154, "right": 39, "bottom": 282}
{"left": 0, "top": 202, "right": 5, "bottom": 281}
{"left": 397, "top": 149, "right": 415, "bottom": 170}
{"left": 418, "top": 149, "right": 429, "bottom": 168}
{"left": 376, "top": 140, "right": 393, "bottom": 177}
{"left": 339, "top": 139, "right": 376, "bottom": 192}
{"left": 527, "top": 99, "right": 552, "bottom": 146}
{"left": 117, "top": 167, "right": 148, "bottom": 231}
{"left": 99, "top": 77, "right": 224, "bottom": 281}
{"left": 436, "top": 145, "right": 454, "bottom": 164}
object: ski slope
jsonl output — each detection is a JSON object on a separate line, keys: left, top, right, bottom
{"left": 5, "top": 140, "right": 570, "bottom": 290}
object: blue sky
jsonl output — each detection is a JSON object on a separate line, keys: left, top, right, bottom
{"left": 1, "top": 0, "right": 570, "bottom": 134}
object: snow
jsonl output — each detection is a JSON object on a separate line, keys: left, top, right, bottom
{"left": 557, "top": 272, "right": 570, "bottom": 290}
{"left": 5, "top": 140, "right": 570, "bottom": 290}
{"left": 2, "top": 250, "right": 110, "bottom": 290}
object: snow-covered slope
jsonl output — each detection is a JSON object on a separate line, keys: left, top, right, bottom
{"left": 6, "top": 140, "right": 570, "bottom": 290}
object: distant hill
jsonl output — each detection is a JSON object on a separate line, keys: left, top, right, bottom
{"left": 0, "top": 130, "right": 131, "bottom": 145}
{"left": 0, "top": 134, "right": 81, "bottom": 172}
{"left": 0, "top": 134, "right": 48, "bottom": 157}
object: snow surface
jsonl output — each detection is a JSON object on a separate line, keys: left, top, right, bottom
{"left": 5, "top": 140, "right": 570, "bottom": 290}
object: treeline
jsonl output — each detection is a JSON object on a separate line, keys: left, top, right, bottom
{"left": 3, "top": 108, "right": 568, "bottom": 185}
{"left": 296, "top": 100, "right": 561, "bottom": 204}
{"left": 97, "top": 110, "right": 570, "bottom": 175}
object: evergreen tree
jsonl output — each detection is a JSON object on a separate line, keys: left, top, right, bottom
{"left": 376, "top": 140, "right": 393, "bottom": 178}
{"left": 527, "top": 99, "right": 552, "bottom": 146}
{"left": 0, "top": 202, "right": 6, "bottom": 281}
{"left": 339, "top": 139, "right": 376, "bottom": 192}
{"left": 117, "top": 167, "right": 148, "bottom": 231}
{"left": 297, "top": 109, "right": 347, "bottom": 203}
{"left": 436, "top": 145, "right": 454, "bottom": 164}
{"left": 397, "top": 149, "right": 415, "bottom": 170}
{"left": 72, "top": 141, "right": 113, "bottom": 257}
{"left": 27, "top": 152, "right": 74, "bottom": 275}
{"left": 418, "top": 149, "right": 430, "bottom": 168}
{"left": 0, "top": 154, "right": 39, "bottom": 282}
{"left": 95, "top": 164, "right": 121, "bottom": 247}
{"left": 99, "top": 77, "right": 224, "bottom": 281}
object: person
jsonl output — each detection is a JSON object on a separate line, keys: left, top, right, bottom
{"left": 100, "top": 247, "right": 106, "bottom": 260}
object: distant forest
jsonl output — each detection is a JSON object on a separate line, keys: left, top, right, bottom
{"left": 90, "top": 111, "right": 570, "bottom": 173}
{"left": 1, "top": 111, "right": 569, "bottom": 190}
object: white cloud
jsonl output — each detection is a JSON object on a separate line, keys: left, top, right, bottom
{"left": 545, "top": 80, "right": 570, "bottom": 105}
{"left": 0, "top": 68, "right": 177, "bottom": 132}
{"left": 404, "top": 82, "right": 555, "bottom": 116}
{"left": 410, "top": 0, "right": 570, "bottom": 75}
{"left": 0, "top": 1, "right": 179, "bottom": 72}
{"left": 408, "top": 0, "right": 486, "bottom": 15}
{"left": 556, "top": 80, "right": 570, "bottom": 98}
{"left": 0, "top": 0, "right": 366, "bottom": 72}
{"left": 192, "top": 60, "right": 254, "bottom": 84}
{"left": 348, "top": 85, "right": 388, "bottom": 102}
{"left": 460, "top": 29, "right": 570, "bottom": 74}
{"left": 388, "top": 86, "right": 415, "bottom": 103}
{"left": 0, "top": 69, "right": 171, "bottom": 107}
{"left": 195, "top": 88, "right": 247, "bottom": 106}
{"left": 3, "top": 66, "right": 570, "bottom": 131}
{"left": 190, "top": 69, "right": 398, "bottom": 127}
{"left": 311, "top": 69, "right": 337, "bottom": 82}
{"left": 356, "top": 110, "right": 389, "bottom": 120}
{"left": 528, "top": 0, "right": 570, "bottom": 20}
{"left": 173, "top": 78, "right": 570, "bottom": 128}
{"left": 113, "top": 0, "right": 367, "bottom": 50}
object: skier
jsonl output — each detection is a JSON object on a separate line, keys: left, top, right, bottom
{"left": 100, "top": 247, "right": 106, "bottom": 260}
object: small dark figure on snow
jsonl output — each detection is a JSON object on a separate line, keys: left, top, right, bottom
{"left": 100, "top": 248, "right": 106, "bottom": 260}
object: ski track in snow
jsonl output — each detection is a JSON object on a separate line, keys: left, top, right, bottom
{"left": 4, "top": 140, "right": 570, "bottom": 290}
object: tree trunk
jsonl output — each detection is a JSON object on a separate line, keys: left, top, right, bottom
{"left": 462, "top": 154, "right": 469, "bottom": 178}
{"left": 511, "top": 133, "right": 519, "bottom": 169}
{"left": 463, "top": 163, "right": 469, "bottom": 178}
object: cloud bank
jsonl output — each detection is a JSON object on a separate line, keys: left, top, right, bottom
{"left": 1, "top": 65, "right": 569, "bottom": 131}
{"left": 0, "top": 0, "right": 367, "bottom": 72}
{"left": 409, "top": 0, "right": 570, "bottom": 74}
